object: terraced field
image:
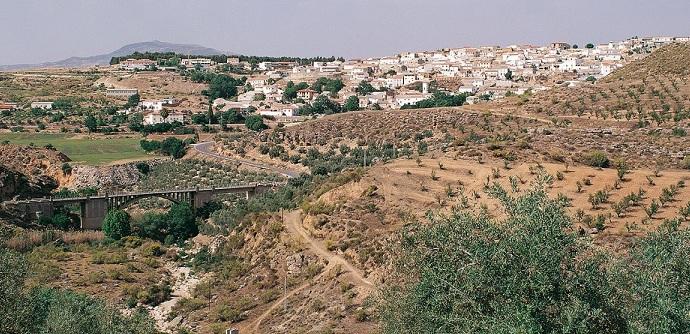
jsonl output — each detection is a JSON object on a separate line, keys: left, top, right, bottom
{"left": 136, "top": 159, "right": 285, "bottom": 191}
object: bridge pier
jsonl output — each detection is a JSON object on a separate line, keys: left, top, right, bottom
{"left": 193, "top": 190, "right": 214, "bottom": 209}
{"left": 81, "top": 198, "right": 108, "bottom": 229}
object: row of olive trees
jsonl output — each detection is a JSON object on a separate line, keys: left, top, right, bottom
{"left": 380, "top": 182, "right": 690, "bottom": 334}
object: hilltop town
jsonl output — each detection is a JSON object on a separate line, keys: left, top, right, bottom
{"left": 2, "top": 36, "right": 688, "bottom": 128}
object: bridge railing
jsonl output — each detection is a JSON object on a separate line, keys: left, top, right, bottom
{"left": 10, "top": 182, "right": 287, "bottom": 204}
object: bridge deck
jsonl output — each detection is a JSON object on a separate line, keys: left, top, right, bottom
{"left": 8, "top": 183, "right": 283, "bottom": 205}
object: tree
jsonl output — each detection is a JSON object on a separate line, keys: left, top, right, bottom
{"left": 140, "top": 139, "right": 161, "bottom": 152}
{"left": 283, "top": 81, "right": 309, "bottom": 101}
{"left": 128, "top": 113, "right": 144, "bottom": 132}
{"left": 204, "top": 74, "right": 240, "bottom": 99}
{"left": 84, "top": 115, "right": 97, "bottom": 133}
{"left": 160, "top": 109, "right": 169, "bottom": 120}
{"left": 310, "top": 77, "right": 344, "bottom": 94}
{"left": 505, "top": 69, "right": 513, "bottom": 80}
{"left": 102, "top": 210, "right": 131, "bottom": 240}
{"left": 343, "top": 95, "right": 360, "bottom": 112}
{"left": 61, "top": 163, "right": 72, "bottom": 175}
{"left": 207, "top": 104, "right": 214, "bottom": 124}
{"left": 1, "top": 249, "right": 158, "bottom": 334}
{"left": 126, "top": 93, "right": 141, "bottom": 108}
{"left": 167, "top": 203, "right": 198, "bottom": 243}
{"left": 160, "top": 137, "right": 187, "bottom": 159}
{"left": 586, "top": 43, "right": 595, "bottom": 49}
{"left": 356, "top": 81, "right": 376, "bottom": 95}
{"left": 191, "top": 113, "right": 208, "bottom": 125}
{"left": 380, "top": 185, "right": 625, "bottom": 333}
{"left": 245, "top": 115, "right": 268, "bottom": 131}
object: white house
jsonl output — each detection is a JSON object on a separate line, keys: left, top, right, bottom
{"left": 31, "top": 101, "right": 53, "bottom": 110}
{"left": 259, "top": 105, "right": 299, "bottom": 117}
{"left": 140, "top": 101, "right": 164, "bottom": 111}
{"left": 248, "top": 76, "right": 268, "bottom": 88}
{"left": 297, "top": 89, "right": 318, "bottom": 101}
{"left": 402, "top": 73, "right": 418, "bottom": 86}
{"left": 395, "top": 91, "right": 430, "bottom": 108}
{"left": 458, "top": 86, "right": 477, "bottom": 94}
{"left": 180, "top": 58, "right": 213, "bottom": 68}
{"left": 106, "top": 88, "right": 139, "bottom": 97}
{"left": 143, "top": 111, "right": 184, "bottom": 125}
{"left": 118, "top": 59, "right": 156, "bottom": 71}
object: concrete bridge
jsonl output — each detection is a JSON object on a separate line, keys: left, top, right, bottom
{"left": 11, "top": 183, "right": 280, "bottom": 229}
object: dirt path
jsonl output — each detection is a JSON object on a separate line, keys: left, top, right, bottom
{"left": 249, "top": 210, "right": 374, "bottom": 332}
{"left": 284, "top": 210, "right": 374, "bottom": 288}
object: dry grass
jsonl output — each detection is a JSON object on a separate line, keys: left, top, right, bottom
{"left": 5, "top": 229, "right": 104, "bottom": 251}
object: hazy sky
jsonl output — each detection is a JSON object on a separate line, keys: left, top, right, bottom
{"left": 2, "top": 0, "right": 689, "bottom": 65}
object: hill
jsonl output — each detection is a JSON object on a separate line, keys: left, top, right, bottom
{"left": 604, "top": 42, "right": 690, "bottom": 81}
{"left": 0, "top": 41, "right": 231, "bottom": 71}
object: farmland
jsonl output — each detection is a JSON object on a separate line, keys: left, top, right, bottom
{"left": 0, "top": 132, "right": 158, "bottom": 165}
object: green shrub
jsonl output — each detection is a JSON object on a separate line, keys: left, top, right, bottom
{"left": 583, "top": 151, "right": 610, "bottom": 168}
{"left": 682, "top": 156, "right": 690, "bottom": 169}
{"left": 380, "top": 184, "right": 690, "bottom": 333}
{"left": 102, "top": 210, "right": 132, "bottom": 240}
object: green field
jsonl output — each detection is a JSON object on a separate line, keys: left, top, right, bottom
{"left": 0, "top": 133, "right": 159, "bottom": 165}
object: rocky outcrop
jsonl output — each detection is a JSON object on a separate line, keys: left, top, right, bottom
{"left": 0, "top": 145, "right": 65, "bottom": 199}
{"left": 70, "top": 164, "right": 142, "bottom": 191}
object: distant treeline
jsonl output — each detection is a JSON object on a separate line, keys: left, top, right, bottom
{"left": 238, "top": 55, "right": 345, "bottom": 65}
{"left": 110, "top": 52, "right": 228, "bottom": 65}
{"left": 110, "top": 52, "right": 344, "bottom": 66}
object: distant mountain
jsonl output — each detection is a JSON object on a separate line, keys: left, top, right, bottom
{"left": 0, "top": 40, "right": 232, "bottom": 71}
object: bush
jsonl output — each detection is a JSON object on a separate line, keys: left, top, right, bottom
{"left": 583, "top": 151, "right": 610, "bottom": 168}
{"left": 160, "top": 137, "right": 187, "bottom": 159}
{"left": 135, "top": 162, "right": 150, "bottom": 174}
{"left": 682, "top": 156, "right": 690, "bottom": 169}
{"left": 380, "top": 184, "right": 690, "bottom": 333}
{"left": 0, "top": 249, "right": 158, "bottom": 334}
{"left": 102, "top": 210, "right": 132, "bottom": 240}
{"left": 61, "top": 163, "right": 72, "bottom": 175}
{"left": 245, "top": 115, "right": 267, "bottom": 131}
{"left": 133, "top": 203, "right": 197, "bottom": 244}
{"left": 167, "top": 203, "right": 198, "bottom": 243}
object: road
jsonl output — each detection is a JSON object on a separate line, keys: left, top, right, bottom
{"left": 192, "top": 141, "right": 300, "bottom": 178}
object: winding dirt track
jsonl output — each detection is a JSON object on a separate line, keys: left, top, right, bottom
{"left": 250, "top": 210, "right": 374, "bottom": 332}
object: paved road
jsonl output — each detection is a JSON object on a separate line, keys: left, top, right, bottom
{"left": 192, "top": 142, "right": 300, "bottom": 178}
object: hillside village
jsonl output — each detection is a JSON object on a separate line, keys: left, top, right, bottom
{"left": 3, "top": 36, "right": 688, "bottom": 127}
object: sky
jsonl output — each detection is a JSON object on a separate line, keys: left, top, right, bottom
{"left": 2, "top": 0, "right": 690, "bottom": 65}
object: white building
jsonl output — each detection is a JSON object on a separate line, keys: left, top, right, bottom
{"left": 140, "top": 101, "right": 164, "bottom": 111}
{"left": 106, "top": 88, "right": 139, "bottom": 97}
{"left": 395, "top": 91, "right": 430, "bottom": 108}
{"left": 118, "top": 59, "right": 156, "bottom": 71}
{"left": 180, "top": 58, "right": 213, "bottom": 68}
{"left": 31, "top": 101, "right": 53, "bottom": 110}
{"left": 143, "top": 111, "right": 184, "bottom": 125}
